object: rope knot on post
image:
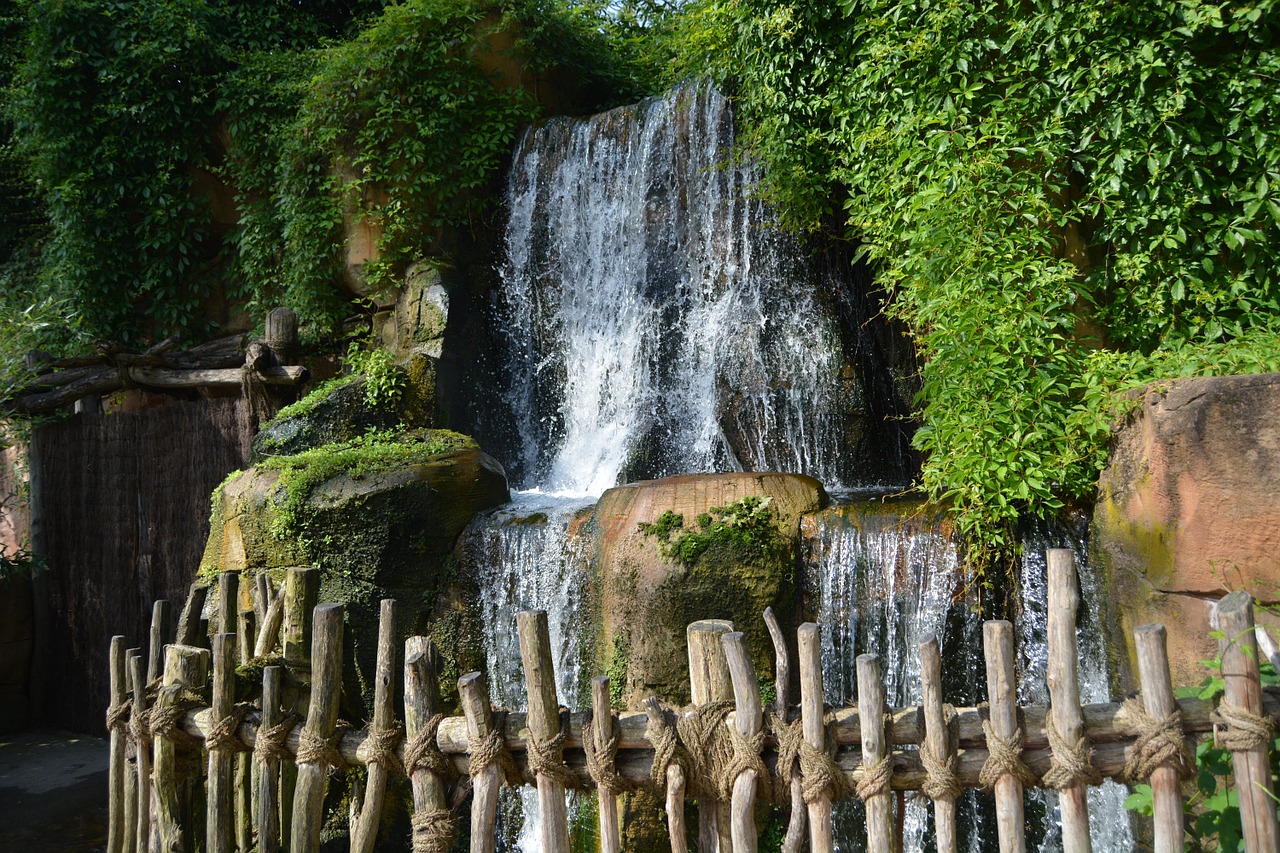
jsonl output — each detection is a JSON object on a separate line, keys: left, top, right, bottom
{"left": 106, "top": 701, "right": 131, "bottom": 735}
{"left": 1120, "top": 696, "right": 1191, "bottom": 782}
{"left": 1213, "top": 700, "right": 1276, "bottom": 752}
{"left": 582, "top": 710, "right": 629, "bottom": 794}
{"left": 410, "top": 808, "right": 456, "bottom": 853}
{"left": 129, "top": 706, "right": 153, "bottom": 751}
{"left": 675, "top": 700, "right": 736, "bottom": 800}
{"left": 204, "top": 705, "right": 251, "bottom": 754}
{"left": 645, "top": 700, "right": 692, "bottom": 790}
{"left": 362, "top": 719, "right": 405, "bottom": 777}
{"left": 977, "top": 711, "right": 1037, "bottom": 790}
{"left": 525, "top": 707, "right": 579, "bottom": 789}
{"left": 773, "top": 706, "right": 851, "bottom": 804}
{"left": 1041, "top": 715, "right": 1103, "bottom": 789}
{"left": 405, "top": 713, "right": 455, "bottom": 779}
{"left": 467, "top": 710, "right": 520, "bottom": 786}
{"left": 722, "top": 721, "right": 769, "bottom": 801}
{"left": 296, "top": 724, "right": 349, "bottom": 772}
{"left": 253, "top": 713, "right": 297, "bottom": 765}
{"left": 919, "top": 702, "right": 961, "bottom": 801}
{"left": 855, "top": 712, "right": 894, "bottom": 802}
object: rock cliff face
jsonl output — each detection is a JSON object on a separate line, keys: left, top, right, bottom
{"left": 1093, "top": 372, "right": 1280, "bottom": 688}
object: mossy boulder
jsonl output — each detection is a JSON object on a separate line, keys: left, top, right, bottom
{"left": 588, "top": 473, "right": 826, "bottom": 708}
{"left": 200, "top": 429, "right": 510, "bottom": 715}
{"left": 252, "top": 375, "right": 398, "bottom": 460}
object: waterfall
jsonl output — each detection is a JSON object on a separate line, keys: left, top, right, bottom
{"left": 804, "top": 502, "right": 1134, "bottom": 852}
{"left": 486, "top": 83, "right": 890, "bottom": 495}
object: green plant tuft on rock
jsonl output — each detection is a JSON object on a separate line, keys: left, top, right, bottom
{"left": 638, "top": 496, "right": 783, "bottom": 566}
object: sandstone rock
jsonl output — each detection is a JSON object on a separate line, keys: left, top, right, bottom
{"left": 589, "top": 472, "right": 826, "bottom": 707}
{"left": 1092, "top": 372, "right": 1280, "bottom": 689}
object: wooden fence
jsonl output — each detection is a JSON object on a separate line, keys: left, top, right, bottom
{"left": 103, "top": 551, "right": 1280, "bottom": 853}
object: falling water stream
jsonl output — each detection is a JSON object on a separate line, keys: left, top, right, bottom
{"left": 458, "top": 82, "right": 1134, "bottom": 851}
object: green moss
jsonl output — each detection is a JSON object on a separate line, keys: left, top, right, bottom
{"left": 606, "top": 633, "right": 631, "bottom": 709}
{"left": 263, "top": 373, "right": 359, "bottom": 428}
{"left": 638, "top": 497, "right": 786, "bottom": 567}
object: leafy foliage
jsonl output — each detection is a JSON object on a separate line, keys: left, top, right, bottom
{"left": 637, "top": 495, "right": 786, "bottom": 566}
{"left": 661, "top": 0, "right": 1280, "bottom": 560}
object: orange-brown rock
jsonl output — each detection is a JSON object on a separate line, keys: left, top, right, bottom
{"left": 1093, "top": 372, "right": 1280, "bottom": 689}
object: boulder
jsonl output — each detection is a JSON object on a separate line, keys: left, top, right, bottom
{"left": 252, "top": 375, "right": 398, "bottom": 460}
{"left": 200, "top": 430, "right": 510, "bottom": 712}
{"left": 1092, "top": 372, "right": 1280, "bottom": 688}
{"left": 589, "top": 472, "right": 826, "bottom": 707}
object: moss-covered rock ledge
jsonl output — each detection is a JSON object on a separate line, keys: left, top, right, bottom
{"left": 200, "top": 427, "right": 509, "bottom": 713}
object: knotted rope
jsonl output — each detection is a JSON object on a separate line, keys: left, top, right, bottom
{"left": 1119, "top": 696, "right": 1190, "bottom": 782}
{"left": 148, "top": 687, "right": 204, "bottom": 749}
{"left": 919, "top": 703, "right": 961, "bottom": 801}
{"left": 645, "top": 701, "right": 692, "bottom": 790}
{"left": 1213, "top": 700, "right": 1275, "bottom": 752}
{"left": 129, "top": 706, "right": 153, "bottom": 752}
{"left": 405, "top": 714, "right": 454, "bottom": 779}
{"left": 253, "top": 714, "right": 298, "bottom": 765}
{"left": 106, "top": 701, "right": 131, "bottom": 735}
{"left": 977, "top": 708, "right": 1037, "bottom": 789}
{"left": 296, "top": 723, "right": 349, "bottom": 772}
{"left": 410, "top": 808, "right": 456, "bottom": 853}
{"left": 467, "top": 711, "right": 521, "bottom": 786}
{"left": 771, "top": 708, "right": 850, "bottom": 804}
{"left": 854, "top": 713, "right": 893, "bottom": 802}
{"left": 722, "top": 721, "right": 770, "bottom": 800}
{"left": 582, "top": 711, "right": 629, "bottom": 795}
{"left": 363, "top": 720, "right": 405, "bottom": 776}
{"left": 205, "top": 705, "right": 251, "bottom": 754}
{"left": 1041, "top": 715, "right": 1103, "bottom": 789}
{"left": 525, "top": 708, "right": 579, "bottom": 789}
{"left": 676, "top": 700, "right": 736, "bottom": 800}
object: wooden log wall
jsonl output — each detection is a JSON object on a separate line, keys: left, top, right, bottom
{"left": 104, "top": 552, "right": 1280, "bottom": 853}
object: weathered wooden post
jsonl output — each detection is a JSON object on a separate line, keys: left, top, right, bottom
{"left": 128, "top": 655, "right": 151, "bottom": 853}
{"left": 256, "top": 665, "right": 287, "bottom": 853}
{"left": 642, "top": 695, "right": 688, "bottom": 853}
{"left": 459, "top": 671, "right": 502, "bottom": 853}
{"left": 254, "top": 574, "right": 272, "bottom": 627}
{"left": 983, "top": 620, "right": 1027, "bottom": 853}
{"left": 764, "top": 606, "right": 806, "bottom": 853}
{"left": 797, "top": 623, "right": 834, "bottom": 853}
{"left": 235, "top": 609, "right": 255, "bottom": 852}
{"left": 255, "top": 584, "right": 285, "bottom": 658}
{"left": 516, "top": 609, "right": 571, "bottom": 853}
{"left": 1045, "top": 549, "right": 1094, "bottom": 853}
{"left": 207, "top": 634, "right": 238, "bottom": 853}
{"left": 217, "top": 572, "right": 238, "bottom": 636}
{"left": 123, "top": 647, "right": 141, "bottom": 853}
{"left": 175, "top": 584, "right": 209, "bottom": 648}
{"left": 687, "top": 618, "right": 735, "bottom": 852}
{"left": 919, "top": 635, "right": 957, "bottom": 853}
{"left": 1133, "top": 624, "right": 1185, "bottom": 853}
{"left": 290, "top": 603, "right": 344, "bottom": 853}
{"left": 282, "top": 568, "right": 320, "bottom": 667}
{"left": 107, "top": 635, "right": 128, "bottom": 853}
{"left": 589, "top": 676, "right": 621, "bottom": 853}
{"left": 857, "top": 654, "right": 895, "bottom": 853}
{"left": 1215, "top": 591, "right": 1280, "bottom": 853}
{"left": 148, "top": 599, "right": 172, "bottom": 684}
{"left": 722, "top": 631, "right": 763, "bottom": 853}
{"left": 405, "top": 637, "right": 452, "bottom": 853}
{"left": 351, "top": 600, "right": 399, "bottom": 853}
{"left": 266, "top": 307, "right": 300, "bottom": 366}
{"left": 154, "top": 644, "right": 211, "bottom": 853}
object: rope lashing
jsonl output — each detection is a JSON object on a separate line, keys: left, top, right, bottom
{"left": 410, "top": 808, "right": 456, "bottom": 853}
{"left": 129, "top": 706, "right": 153, "bottom": 751}
{"left": 467, "top": 710, "right": 521, "bottom": 786}
{"left": 525, "top": 707, "right": 579, "bottom": 789}
{"left": 106, "top": 701, "right": 131, "bottom": 735}
{"left": 1041, "top": 715, "right": 1103, "bottom": 789}
{"left": 363, "top": 719, "right": 405, "bottom": 776}
{"left": 919, "top": 703, "right": 961, "bottom": 801}
{"left": 405, "top": 714, "right": 455, "bottom": 779}
{"left": 296, "top": 724, "right": 349, "bottom": 772}
{"left": 582, "top": 710, "right": 629, "bottom": 795}
{"left": 772, "top": 707, "right": 850, "bottom": 804}
{"left": 722, "top": 723, "right": 769, "bottom": 801}
{"left": 1120, "top": 696, "right": 1190, "bottom": 782}
{"left": 1213, "top": 700, "right": 1276, "bottom": 752}
{"left": 253, "top": 714, "right": 298, "bottom": 765}
{"left": 675, "top": 700, "right": 736, "bottom": 800}
{"left": 148, "top": 686, "right": 204, "bottom": 749}
{"left": 644, "top": 701, "right": 692, "bottom": 790}
{"left": 855, "top": 713, "right": 894, "bottom": 802}
{"left": 977, "top": 713, "right": 1037, "bottom": 790}
{"left": 205, "top": 705, "right": 251, "bottom": 754}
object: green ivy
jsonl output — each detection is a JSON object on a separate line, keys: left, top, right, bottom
{"left": 662, "top": 0, "right": 1280, "bottom": 563}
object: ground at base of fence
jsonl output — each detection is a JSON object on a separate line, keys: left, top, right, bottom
{"left": 0, "top": 729, "right": 109, "bottom": 853}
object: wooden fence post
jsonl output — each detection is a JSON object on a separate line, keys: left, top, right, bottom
{"left": 148, "top": 599, "right": 172, "bottom": 684}
{"left": 517, "top": 609, "right": 571, "bottom": 853}
{"left": 722, "top": 631, "right": 763, "bottom": 853}
{"left": 1215, "top": 591, "right": 1280, "bottom": 853}
{"left": 857, "top": 654, "right": 895, "bottom": 853}
{"left": 590, "top": 676, "right": 621, "bottom": 853}
{"left": 290, "top": 603, "right": 344, "bottom": 853}
{"left": 459, "top": 671, "right": 501, "bottom": 853}
{"left": 129, "top": 654, "right": 151, "bottom": 853}
{"left": 107, "top": 635, "right": 127, "bottom": 853}
{"left": 797, "top": 623, "right": 834, "bottom": 853}
{"left": 236, "top": 609, "right": 256, "bottom": 853}
{"left": 1046, "top": 549, "right": 1093, "bottom": 853}
{"left": 688, "top": 618, "right": 735, "bottom": 852}
{"left": 1133, "top": 624, "right": 1184, "bottom": 853}
{"left": 123, "top": 648, "right": 141, "bottom": 853}
{"left": 218, "top": 572, "right": 238, "bottom": 636}
{"left": 983, "top": 620, "right": 1027, "bottom": 853}
{"left": 351, "top": 599, "right": 398, "bottom": 853}
{"left": 405, "top": 637, "right": 452, "bottom": 853}
{"left": 154, "top": 644, "right": 211, "bottom": 853}
{"left": 175, "top": 584, "right": 208, "bottom": 648}
{"left": 257, "top": 665, "right": 286, "bottom": 853}
{"left": 254, "top": 574, "right": 272, "bottom": 627}
{"left": 208, "top": 633, "right": 237, "bottom": 853}
{"left": 764, "top": 606, "right": 806, "bottom": 853}
{"left": 282, "top": 568, "right": 320, "bottom": 667}
{"left": 256, "top": 583, "right": 285, "bottom": 658}
{"left": 642, "top": 695, "right": 688, "bottom": 853}
{"left": 919, "top": 635, "right": 957, "bottom": 853}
